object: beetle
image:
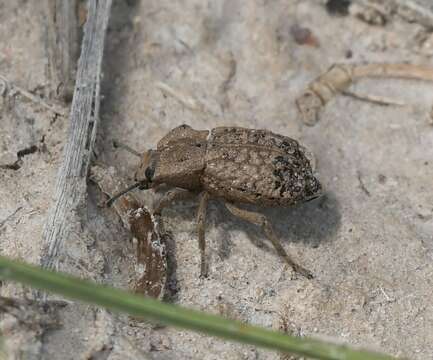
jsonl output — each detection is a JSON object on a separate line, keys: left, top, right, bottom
{"left": 108, "top": 124, "right": 322, "bottom": 279}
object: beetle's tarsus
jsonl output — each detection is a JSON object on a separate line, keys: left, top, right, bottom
{"left": 292, "top": 264, "right": 314, "bottom": 279}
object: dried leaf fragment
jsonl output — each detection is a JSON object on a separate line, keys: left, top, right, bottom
{"left": 90, "top": 165, "right": 167, "bottom": 299}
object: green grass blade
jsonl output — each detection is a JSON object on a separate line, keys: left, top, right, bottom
{"left": 0, "top": 255, "right": 397, "bottom": 360}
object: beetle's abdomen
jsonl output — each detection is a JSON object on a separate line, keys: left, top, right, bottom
{"left": 202, "top": 127, "right": 321, "bottom": 206}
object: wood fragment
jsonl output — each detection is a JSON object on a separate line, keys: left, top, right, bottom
{"left": 39, "top": 0, "right": 112, "bottom": 290}
{"left": 90, "top": 165, "right": 167, "bottom": 299}
{"left": 296, "top": 63, "right": 433, "bottom": 125}
{"left": 156, "top": 81, "right": 203, "bottom": 112}
{"left": 44, "top": 0, "right": 80, "bottom": 101}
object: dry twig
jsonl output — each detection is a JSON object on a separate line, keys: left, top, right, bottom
{"left": 38, "top": 0, "right": 112, "bottom": 295}
{"left": 296, "top": 63, "right": 433, "bottom": 125}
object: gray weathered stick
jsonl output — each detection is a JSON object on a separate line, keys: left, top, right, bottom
{"left": 44, "top": 0, "right": 79, "bottom": 101}
{"left": 39, "top": 0, "right": 112, "bottom": 282}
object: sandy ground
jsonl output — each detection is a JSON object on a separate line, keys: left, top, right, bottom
{"left": 1, "top": 1, "right": 433, "bottom": 359}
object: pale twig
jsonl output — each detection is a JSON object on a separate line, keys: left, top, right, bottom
{"left": 296, "top": 63, "right": 433, "bottom": 125}
{"left": 38, "top": 0, "right": 112, "bottom": 297}
{"left": 156, "top": 81, "right": 203, "bottom": 112}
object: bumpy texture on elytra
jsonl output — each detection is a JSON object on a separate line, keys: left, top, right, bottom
{"left": 135, "top": 125, "right": 321, "bottom": 207}
{"left": 202, "top": 127, "right": 321, "bottom": 206}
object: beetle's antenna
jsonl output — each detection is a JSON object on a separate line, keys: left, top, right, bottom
{"left": 106, "top": 181, "right": 147, "bottom": 207}
{"left": 112, "top": 140, "right": 141, "bottom": 157}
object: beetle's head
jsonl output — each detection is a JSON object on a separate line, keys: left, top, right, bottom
{"left": 105, "top": 149, "right": 159, "bottom": 207}
{"left": 134, "top": 149, "right": 159, "bottom": 187}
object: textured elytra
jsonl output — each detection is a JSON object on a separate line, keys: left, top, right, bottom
{"left": 134, "top": 125, "right": 321, "bottom": 207}
{"left": 202, "top": 127, "right": 321, "bottom": 206}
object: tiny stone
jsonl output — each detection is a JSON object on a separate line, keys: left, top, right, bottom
{"left": 378, "top": 174, "right": 387, "bottom": 184}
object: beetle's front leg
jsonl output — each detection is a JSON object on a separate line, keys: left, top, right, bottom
{"left": 224, "top": 202, "right": 314, "bottom": 279}
{"left": 196, "top": 191, "right": 210, "bottom": 278}
{"left": 153, "top": 188, "right": 196, "bottom": 215}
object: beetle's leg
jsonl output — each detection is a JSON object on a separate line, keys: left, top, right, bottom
{"left": 196, "top": 191, "right": 210, "bottom": 278}
{"left": 153, "top": 188, "right": 196, "bottom": 215}
{"left": 224, "top": 202, "right": 314, "bottom": 279}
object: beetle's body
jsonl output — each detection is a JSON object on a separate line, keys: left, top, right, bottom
{"left": 203, "top": 127, "right": 320, "bottom": 206}
{"left": 122, "top": 124, "right": 322, "bottom": 279}
{"left": 136, "top": 125, "right": 321, "bottom": 207}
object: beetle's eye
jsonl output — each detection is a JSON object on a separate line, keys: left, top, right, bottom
{"left": 145, "top": 167, "right": 155, "bottom": 181}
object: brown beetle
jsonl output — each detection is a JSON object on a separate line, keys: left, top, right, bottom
{"left": 108, "top": 125, "right": 322, "bottom": 279}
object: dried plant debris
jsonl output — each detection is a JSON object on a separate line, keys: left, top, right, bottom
{"left": 90, "top": 165, "right": 167, "bottom": 299}
{"left": 296, "top": 62, "right": 433, "bottom": 125}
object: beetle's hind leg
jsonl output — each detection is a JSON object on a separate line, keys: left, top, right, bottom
{"left": 197, "top": 192, "right": 210, "bottom": 278}
{"left": 224, "top": 202, "right": 314, "bottom": 279}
